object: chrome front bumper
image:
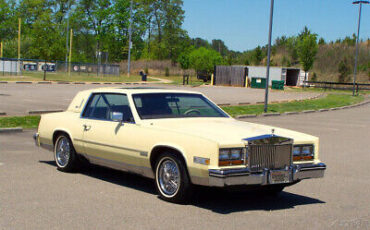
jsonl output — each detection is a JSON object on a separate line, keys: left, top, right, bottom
{"left": 208, "top": 163, "right": 326, "bottom": 187}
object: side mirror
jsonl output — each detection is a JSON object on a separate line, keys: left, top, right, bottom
{"left": 111, "top": 112, "right": 124, "bottom": 123}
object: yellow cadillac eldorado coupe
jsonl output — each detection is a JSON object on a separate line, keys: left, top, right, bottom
{"left": 34, "top": 87, "right": 326, "bottom": 203}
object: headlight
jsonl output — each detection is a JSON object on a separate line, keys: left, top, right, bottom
{"left": 219, "top": 148, "right": 245, "bottom": 166}
{"left": 293, "top": 144, "right": 314, "bottom": 161}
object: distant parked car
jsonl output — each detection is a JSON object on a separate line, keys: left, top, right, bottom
{"left": 34, "top": 87, "right": 326, "bottom": 203}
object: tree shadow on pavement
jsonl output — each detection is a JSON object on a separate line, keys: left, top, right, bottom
{"left": 39, "top": 160, "right": 325, "bottom": 213}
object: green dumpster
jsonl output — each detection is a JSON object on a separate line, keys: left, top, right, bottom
{"left": 272, "top": 80, "right": 285, "bottom": 90}
{"left": 251, "top": 77, "right": 266, "bottom": 88}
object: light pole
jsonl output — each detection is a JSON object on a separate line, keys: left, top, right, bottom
{"left": 264, "top": 0, "right": 274, "bottom": 112}
{"left": 352, "top": 1, "right": 369, "bottom": 96}
{"left": 65, "top": 0, "right": 71, "bottom": 72}
{"left": 127, "top": 0, "right": 133, "bottom": 77}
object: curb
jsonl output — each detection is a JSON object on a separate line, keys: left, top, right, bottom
{"left": 16, "top": 81, "right": 32, "bottom": 84}
{"left": 57, "top": 82, "right": 70, "bottom": 84}
{"left": 28, "top": 109, "right": 63, "bottom": 115}
{"left": 0, "top": 81, "right": 8, "bottom": 84}
{"left": 0, "top": 127, "right": 23, "bottom": 133}
{"left": 262, "top": 112, "right": 280, "bottom": 117}
{"left": 236, "top": 114, "right": 257, "bottom": 119}
{"left": 0, "top": 112, "right": 6, "bottom": 116}
{"left": 38, "top": 81, "right": 52, "bottom": 84}
{"left": 217, "top": 103, "right": 231, "bottom": 106}
{"left": 283, "top": 111, "right": 299, "bottom": 115}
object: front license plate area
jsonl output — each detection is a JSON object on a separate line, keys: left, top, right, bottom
{"left": 269, "top": 170, "right": 291, "bottom": 184}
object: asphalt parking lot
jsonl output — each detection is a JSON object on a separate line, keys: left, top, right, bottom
{"left": 1, "top": 104, "right": 369, "bottom": 230}
{"left": 0, "top": 83, "right": 319, "bottom": 115}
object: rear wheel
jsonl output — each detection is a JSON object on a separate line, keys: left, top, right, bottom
{"left": 54, "top": 134, "right": 79, "bottom": 172}
{"left": 155, "top": 153, "right": 192, "bottom": 203}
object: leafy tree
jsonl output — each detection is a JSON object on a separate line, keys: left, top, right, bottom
{"left": 188, "top": 47, "right": 223, "bottom": 75}
{"left": 177, "top": 51, "right": 190, "bottom": 70}
{"left": 211, "top": 39, "right": 228, "bottom": 57}
{"left": 318, "top": 37, "right": 325, "bottom": 45}
{"left": 297, "top": 31, "right": 318, "bottom": 84}
{"left": 252, "top": 46, "right": 263, "bottom": 65}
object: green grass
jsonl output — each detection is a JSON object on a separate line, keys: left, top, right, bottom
{"left": 0, "top": 115, "right": 41, "bottom": 129}
{"left": 0, "top": 72, "right": 157, "bottom": 83}
{"left": 222, "top": 94, "right": 364, "bottom": 117}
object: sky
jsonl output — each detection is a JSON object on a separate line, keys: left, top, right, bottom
{"left": 182, "top": 0, "right": 370, "bottom": 52}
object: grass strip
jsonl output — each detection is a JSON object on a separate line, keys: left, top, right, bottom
{"left": 0, "top": 116, "right": 40, "bottom": 129}
{"left": 0, "top": 72, "right": 157, "bottom": 83}
{"left": 0, "top": 94, "right": 365, "bottom": 129}
{"left": 222, "top": 94, "right": 364, "bottom": 117}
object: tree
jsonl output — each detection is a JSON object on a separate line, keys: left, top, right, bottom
{"left": 297, "top": 31, "right": 318, "bottom": 85}
{"left": 188, "top": 47, "right": 223, "bottom": 75}
{"left": 211, "top": 39, "right": 228, "bottom": 57}
{"left": 253, "top": 46, "right": 263, "bottom": 65}
{"left": 177, "top": 50, "right": 190, "bottom": 70}
{"left": 318, "top": 37, "right": 325, "bottom": 45}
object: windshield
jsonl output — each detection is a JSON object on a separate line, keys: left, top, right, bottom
{"left": 132, "top": 93, "right": 229, "bottom": 119}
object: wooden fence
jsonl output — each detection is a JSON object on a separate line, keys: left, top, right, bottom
{"left": 214, "top": 66, "right": 247, "bottom": 87}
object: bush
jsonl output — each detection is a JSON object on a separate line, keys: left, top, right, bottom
{"left": 311, "top": 72, "right": 317, "bottom": 81}
{"left": 338, "top": 58, "right": 351, "bottom": 82}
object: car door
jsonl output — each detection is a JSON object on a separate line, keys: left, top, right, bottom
{"left": 80, "top": 93, "right": 148, "bottom": 173}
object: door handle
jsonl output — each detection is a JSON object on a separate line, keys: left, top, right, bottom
{"left": 83, "top": 124, "right": 91, "bottom": 131}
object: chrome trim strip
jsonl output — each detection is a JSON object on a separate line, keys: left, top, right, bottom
{"left": 74, "top": 138, "right": 147, "bottom": 155}
{"left": 83, "top": 154, "right": 154, "bottom": 179}
{"left": 140, "top": 152, "right": 148, "bottom": 157}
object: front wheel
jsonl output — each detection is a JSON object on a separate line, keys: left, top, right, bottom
{"left": 54, "top": 134, "right": 79, "bottom": 172}
{"left": 155, "top": 153, "right": 192, "bottom": 203}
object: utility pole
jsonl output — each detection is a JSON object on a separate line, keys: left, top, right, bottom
{"left": 18, "top": 18, "right": 21, "bottom": 60}
{"left": 127, "top": 0, "right": 133, "bottom": 77}
{"left": 264, "top": 0, "right": 274, "bottom": 113}
{"left": 69, "top": 29, "right": 73, "bottom": 77}
{"left": 352, "top": 1, "right": 369, "bottom": 96}
{"left": 18, "top": 18, "right": 21, "bottom": 76}
{"left": 65, "top": 0, "right": 71, "bottom": 72}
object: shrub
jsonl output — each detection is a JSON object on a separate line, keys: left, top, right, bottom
{"left": 338, "top": 58, "right": 351, "bottom": 82}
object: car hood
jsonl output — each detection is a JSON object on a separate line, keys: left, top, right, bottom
{"left": 143, "top": 118, "right": 317, "bottom": 145}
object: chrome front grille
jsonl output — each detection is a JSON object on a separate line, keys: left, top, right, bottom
{"left": 248, "top": 144, "right": 292, "bottom": 172}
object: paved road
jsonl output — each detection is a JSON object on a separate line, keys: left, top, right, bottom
{"left": 1, "top": 105, "right": 369, "bottom": 230}
{"left": 0, "top": 83, "right": 318, "bottom": 115}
